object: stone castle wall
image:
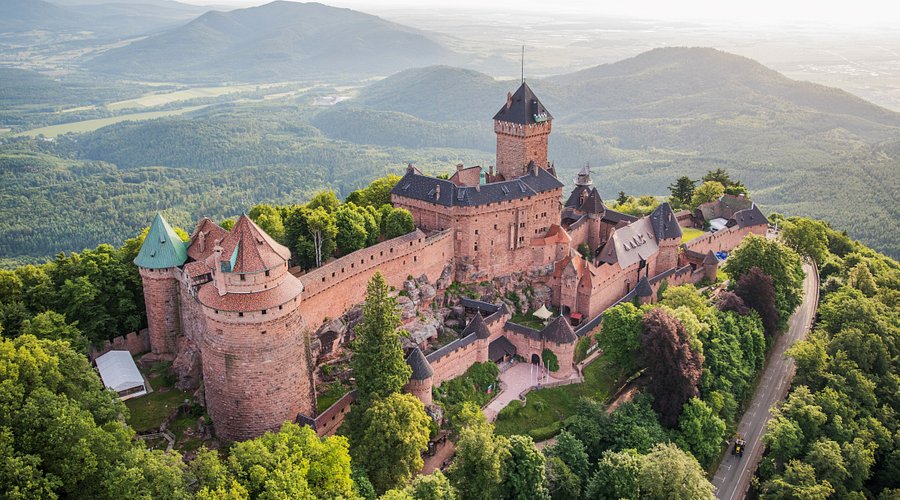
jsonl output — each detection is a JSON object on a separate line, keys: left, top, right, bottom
{"left": 139, "top": 267, "right": 181, "bottom": 355}
{"left": 298, "top": 230, "right": 454, "bottom": 329}
{"left": 89, "top": 329, "right": 150, "bottom": 361}
{"left": 683, "top": 224, "right": 766, "bottom": 256}
{"left": 200, "top": 304, "right": 314, "bottom": 442}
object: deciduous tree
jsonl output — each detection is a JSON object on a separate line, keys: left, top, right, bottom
{"left": 597, "top": 302, "right": 643, "bottom": 374}
{"left": 639, "top": 443, "right": 715, "bottom": 500}
{"left": 500, "top": 435, "right": 549, "bottom": 500}
{"left": 640, "top": 308, "right": 703, "bottom": 427}
{"left": 690, "top": 181, "right": 725, "bottom": 209}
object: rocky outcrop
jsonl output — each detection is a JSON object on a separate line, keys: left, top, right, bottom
{"left": 173, "top": 336, "right": 202, "bottom": 390}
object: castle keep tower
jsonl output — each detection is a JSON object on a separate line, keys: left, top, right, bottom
{"left": 134, "top": 213, "right": 187, "bottom": 355}
{"left": 196, "top": 215, "right": 314, "bottom": 441}
{"left": 493, "top": 82, "right": 553, "bottom": 180}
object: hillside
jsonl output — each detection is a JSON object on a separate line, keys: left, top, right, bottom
{"left": 332, "top": 49, "right": 900, "bottom": 258}
{"left": 2, "top": 47, "right": 898, "bottom": 262}
{"left": 0, "top": 0, "right": 206, "bottom": 36}
{"left": 87, "top": 1, "right": 459, "bottom": 81}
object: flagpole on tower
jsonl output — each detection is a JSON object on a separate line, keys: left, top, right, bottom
{"left": 521, "top": 45, "right": 525, "bottom": 83}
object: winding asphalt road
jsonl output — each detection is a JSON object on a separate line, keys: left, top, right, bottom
{"left": 712, "top": 262, "right": 818, "bottom": 500}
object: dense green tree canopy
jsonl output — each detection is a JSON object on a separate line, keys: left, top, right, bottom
{"left": 723, "top": 234, "right": 804, "bottom": 329}
{"left": 597, "top": 302, "right": 643, "bottom": 374}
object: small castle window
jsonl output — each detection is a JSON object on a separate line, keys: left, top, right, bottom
{"left": 262, "top": 309, "right": 267, "bottom": 315}
{"left": 238, "top": 312, "right": 244, "bottom": 317}
{"left": 240, "top": 274, "right": 246, "bottom": 281}
{"left": 279, "top": 305, "right": 283, "bottom": 310}
{"left": 261, "top": 330, "right": 267, "bottom": 335}
{"left": 265, "top": 270, "right": 270, "bottom": 277}
{"left": 474, "top": 229, "right": 479, "bottom": 235}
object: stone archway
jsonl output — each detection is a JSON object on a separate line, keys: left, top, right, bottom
{"left": 531, "top": 353, "right": 540, "bottom": 364}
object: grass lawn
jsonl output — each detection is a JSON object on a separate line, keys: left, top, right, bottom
{"left": 510, "top": 310, "right": 549, "bottom": 330}
{"left": 717, "top": 267, "right": 730, "bottom": 282}
{"left": 16, "top": 105, "right": 207, "bottom": 138}
{"left": 316, "top": 381, "right": 350, "bottom": 413}
{"left": 681, "top": 227, "right": 707, "bottom": 242}
{"left": 494, "top": 356, "right": 624, "bottom": 440}
{"left": 125, "top": 388, "right": 191, "bottom": 433}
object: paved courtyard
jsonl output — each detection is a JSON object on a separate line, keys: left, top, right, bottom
{"left": 483, "top": 361, "right": 580, "bottom": 421}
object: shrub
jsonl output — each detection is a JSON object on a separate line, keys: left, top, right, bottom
{"left": 529, "top": 421, "right": 561, "bottom": 441}
{"left": 542, "top": 348, "right": 560, "bottom": 372}
{"left": 575, "top": 336, "right": 592, "bottom": 363}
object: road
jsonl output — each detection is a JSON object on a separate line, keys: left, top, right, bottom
{"left": 712, "top": 262, "right": 818, "bottom": 500}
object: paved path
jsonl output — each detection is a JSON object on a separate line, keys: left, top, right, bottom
{"left": 712, "top": 262, "right": 818, "bottom": 500}
{"left": 483, "top": 362, "right": 551, "bottom": 421}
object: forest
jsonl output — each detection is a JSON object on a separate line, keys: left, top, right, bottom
{"left": 1, "top": 161, "right": 897, "bottom": 497}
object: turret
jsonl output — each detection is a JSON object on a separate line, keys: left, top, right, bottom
{"left": 405, "top": 348, "right": 434, "bottom": 405}
{"left": 196, "top": 214, "right": 314, "bottom": 441}
{"left": 493, "top": 82, "right": 553, "bottom": 180}
{"left": 134, "top": 213, "right": 188, "bottom": 356}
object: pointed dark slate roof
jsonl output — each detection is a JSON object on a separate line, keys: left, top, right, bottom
{"left": 635, "top": 276, "right": 653, "bottom": 297}
{"left": 489, "top": 336, "right": 517, "bottom": 361}
{"left": 564, "top": 185, "right": 590, "bottom": 209}
{"left": 406, "top": 347, "right": 433, "bottom": 380}
{"left": 649, "top": 202, "right": 683, "bottom": 241}
{"left": 541, "top": 316, "right": 578, "bottom": 344}
{"left": 582, "top": 189, "right": 605, "bottom": 214}
{"left": 134, "top": 213, "right": 188, "bottom": 269}
{"left": 734, "top": 204, "right": 767, "bottom": 228}
{"left": 462, "top": 312, "right": 491, "bottom": 339}
{"left": 392, "top": 165, "right": 562, "bottom": 208}
{"left": 493, "top": 82, "right": 552, "bottom": 125}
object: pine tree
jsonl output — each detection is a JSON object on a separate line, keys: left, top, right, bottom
{"left": 351, "top": 272, "right": 412, "bottom": 407}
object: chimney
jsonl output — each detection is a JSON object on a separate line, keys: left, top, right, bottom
{"left": 506, "top": 91, "right": 512, "bottom": 109}
{"left": 532, "top": 161, "right": 538, "bottom": 176}
{"left": 212, "top": 241, "right": 227, "bottom": 296}
{"left": 435, "top": 184, "right": 441, "bottom": 200}
{"left": 406, "top": 163, "right": 415, "bottom": 174}
{"left": 456, "top": 163, "right": 464, "bottom": 172}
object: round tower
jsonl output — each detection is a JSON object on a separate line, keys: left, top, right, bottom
{"left": 404, "top": 347, "right": 434, "bottom": 406}
{"left": 197, "top": 215, "right": 314, "bottom": 441}
{"left": 134, "top": 213, "right": 188, "bottom": 355}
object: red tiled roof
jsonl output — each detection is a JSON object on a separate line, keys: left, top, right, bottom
{"left": 187, "top": 217, "right": 229, "bottom": 262}
{"left": 219, "top": 215, "right": 291, "bottom": 274}
{"left": 197, "top": 273, "right": 304, "bottom": 312}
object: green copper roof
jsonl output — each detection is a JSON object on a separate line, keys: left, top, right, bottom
{"left": 134, "top": 213, "right": 188, "bottom": 269}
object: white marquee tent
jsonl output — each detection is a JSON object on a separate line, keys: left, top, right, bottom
{"left": 95, "top": 350, "right": 147, "bottom": 400}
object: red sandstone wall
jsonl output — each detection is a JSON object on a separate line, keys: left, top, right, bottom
{"left": 140, "top": 267, "right": 181, "bottom": 355}
{"left": 201, "top": 305, "right": 314, "bottom": 441}
{"left": 429, "top": 337, "right": 485, "bottom": 386}
{"left": 89, "top": 329, "right": 151, "bottom": 360}
{"left": 178, "top": 276, "right": 208, "bottom": 344}
{"left": 494, "top": 121, "right": 551, "bottom": 179}
{"left": 312, "top": 390, "right": 356, "bottom": 437}
{"left": 298, "top": 230, "right": 453, "bottom": 329}
{"left": 683, "top": 225, "right": 765, "bottom": 256}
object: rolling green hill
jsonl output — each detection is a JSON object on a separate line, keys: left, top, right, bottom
{"left": 334, "top": 48, "right": 900, "bottom": 258}
{"left": 87, "top": 1, "right": 459, "bottom": 81}
{"left": 0, "top": 0, "right": 207, "bottom": 36}
{"left": 2, "top": 47, "right": 897, "bottom": 263}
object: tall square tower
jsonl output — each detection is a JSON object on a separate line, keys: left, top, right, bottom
{"left": 493, "top": 82, "right": 553, "bottom": 180}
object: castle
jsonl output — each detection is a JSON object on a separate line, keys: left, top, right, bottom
{"left": 134, "top": 82, "right": 768, "bottom": 441}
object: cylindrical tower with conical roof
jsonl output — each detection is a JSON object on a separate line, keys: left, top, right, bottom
{"left": 196, "top": 214, "right": 314, "bottom": 441}
{"left": 134, "top": 213, "right": 188, "bottom": 356}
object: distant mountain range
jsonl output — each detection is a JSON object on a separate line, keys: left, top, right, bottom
{"left": 339, "top": 48, "right": 900, "bottom": 257}
{"left": 87, "top": 1, "right": 460, "bottom": 81}
{"left": 0, "top": 0, "right": 210, "bottom": 36}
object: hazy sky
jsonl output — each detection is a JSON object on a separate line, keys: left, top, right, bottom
{"left": 184, "top": 0, "right": 900, "bottom": 27}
